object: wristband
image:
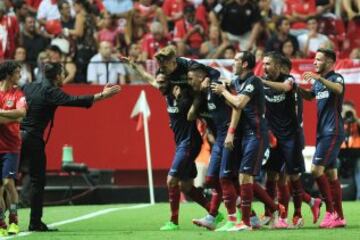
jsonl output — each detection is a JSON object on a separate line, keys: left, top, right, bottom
{"left": 227, "top": 127, "right": 236, "bottom": 134}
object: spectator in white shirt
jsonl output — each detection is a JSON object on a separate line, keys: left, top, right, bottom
{"left": 297, "top": 17, "right": 330, "bottom": 58}
{"left": 87, "top": 41, "right": 126, "bottom": 84}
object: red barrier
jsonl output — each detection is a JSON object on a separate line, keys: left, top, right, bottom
{"left": 45, "top": 84, "right": 360, "bottom": 171}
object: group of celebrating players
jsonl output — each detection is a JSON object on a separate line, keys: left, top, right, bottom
{"left": 128, "top": 45, "right": 346, "bottom": 232}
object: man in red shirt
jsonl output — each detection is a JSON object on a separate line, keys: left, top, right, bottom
{"left": 141, "top": 21, "right": 170, "bottom": 60}
{"left": 0, "top": 61, "right": 27, "bottom": 236}
{"left": 173, "top": 4, "right": 205, "bottom": 58}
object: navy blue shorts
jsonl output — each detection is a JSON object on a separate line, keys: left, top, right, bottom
{"left": 168, "top": 140, "right": 201, "bottom": 180}
{"left": 313, "top": 135, "right": 344, "bottom": 168}
{"left": 239, "top": 133, "right": 268, "bottom": 176}
{"left": 0, "top": 153, "right": 19, "bottom": 179}
{"left": 265, "top": 133, "right": 305, "bottom": 174}
{"left": 207, "top": 131, "right": 240, "bottom": 179}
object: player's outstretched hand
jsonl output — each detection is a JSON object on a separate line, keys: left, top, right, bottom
{"left": 302, "top": 72, "right": 320, "bottom": 82}
{"left": 102, "top": 84, "right": 121, "bottom": 99}
{"left": 210, "top": 82, "right": 225, "bottom": 95}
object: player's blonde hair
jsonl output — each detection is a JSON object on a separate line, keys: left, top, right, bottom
{"left": 154, "top": 46, "right": 177, "bottom": 63}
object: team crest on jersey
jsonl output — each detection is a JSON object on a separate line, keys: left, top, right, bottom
{"left": 5, "top": 99, "right": 14, "bottom": 108}
{"left": 335, "top": 77, "right": 343, "bottom": 83}
{"left": 244, "top": 84, "right": 254, "bottom": 93}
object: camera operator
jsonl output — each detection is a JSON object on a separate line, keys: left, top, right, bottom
{"left": 341, "top": 100, "right": 360, "bottom": 200}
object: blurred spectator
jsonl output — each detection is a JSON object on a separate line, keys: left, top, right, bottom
{"left": 34, "top": 51, "right": 50, "bottom": 82}
{"left": 271, "top": 0, "right": 285, "bottom": 16}
{"left": 87, "top": 41, "right": 126, "bottom": 84}
{"left": 103, "top": 0, "right": 133, "bottom": 15}
{"left": 255, "top": 47, "right": 265, "bottom": 62}
{"left": 14, "top": 46, "right": 32, "bottom": 86}
{"left": 19, "top": 15, "right": 49, "bottom": 70}
{"left": 47, "top": 44, "right": 76, "bottom": 84}
{"left": 141, "top": 21, "right": 171, "bottom": 60}
{"left": 199, "top": 24, "right": 229, "bottom": 59}
{"left": 265, "top": 16, "right": 299, "bottom": 53}
{"left": 64, "top": 0, "right": 97, "bottom": 83}
{"left": 222, "top": 45, "right": 236, "bottom": 59}
{"left": 350, "top": 48, "right": 360, "bottom": 59}
{"left": 258, "top": 0, "right": 275, "bottom": 30}
{"left": 162, "top": 0, "right": 184, "bottom": 30}
{"left": 297, "top": 16, "right": 330, "bottom": 58}
{"left": 280, "top": 38, "right": 302, "bottom": 58}
{"left": 341, "top": 101, "right": 360, "bottom": 200}
{"left": 284, "top": 0, "right": 317, "bottom": 33}
{"left": 96, "top": 12, "right": 120, "bottom": 50}
{"left": 0, "top": 0, "right": 19, "bottom": 60}
{"left": 58, "top": 0, "right": 75, "bottom": 29}
{"left": 342, "top": 0, "right": 360, "bottom": 20}
{"left": 124, "top": 9, "right": 147, "bottom": 48}
{"left": 316, "top": 0, "right": 335, "bottom": 15}
{"left": 13, "top": 0, "right": 29, "bottom": 31}
{"left": 194, "top": 0, "right": 219, "bottom": 31}
{"left": 25, "top": 0, "right": 42, "bottom": 14}
{"left": 134, "top": 0, "right": 168, "bottom": 34}
{"left": 37, "top": 0, "right": 61, "bottom": 25}
{"left": 218, "top": 0, "right": 262, "bottom": 51}
{"left": 173, "top": 4, "right": 205, "bottom": 57}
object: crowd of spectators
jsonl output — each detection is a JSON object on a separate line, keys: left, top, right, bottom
{"left": 0, "top": 0, "right": 360, "bottom": 84}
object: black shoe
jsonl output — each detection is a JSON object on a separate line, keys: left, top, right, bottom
{"left": 28, "top": 221, "right": 58, "bottom": 232}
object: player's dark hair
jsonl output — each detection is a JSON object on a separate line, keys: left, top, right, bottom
{"left": 275, "top": 16, "right": 289, "bottom": 31}
{"left": 317, "top": 48, "right": 336, "bottom": 62}
{"left": 240, "top": 51, "right": 256, "bottom": 70}
{"left": 280, "top": 55, "right": 292, "bottom": 70}
{"left": 2, "top": 61, "right": 21, "bottom": 77}
{"left": 264, "top": 51, "right": 283, "bottom": 66}
{"left": 188, "top": 63, "right": 208, "bottom": 75}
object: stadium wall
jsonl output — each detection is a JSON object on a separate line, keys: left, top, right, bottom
{"left": 45, "top": 84, "right": 360, "bottom": 171}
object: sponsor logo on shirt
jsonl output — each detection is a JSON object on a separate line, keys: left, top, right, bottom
{"left": 316, "top": 90, "right": 329, "bottom": 100}
{"left": 208, "top": 103, "right": 216, "bottom": 110}
{"left": 244, "top": 84, "right": 254, "bottom": 93}
{"left": 265, "top": 93, "right": 286, "bottom": 103}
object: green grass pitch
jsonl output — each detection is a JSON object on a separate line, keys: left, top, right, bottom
{"left": 8, "top": 201, "right": 360, "bottom": 240}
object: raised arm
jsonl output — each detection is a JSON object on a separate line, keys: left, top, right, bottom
{"left": 303, "top": 72, "right": 343, "bottom": 95}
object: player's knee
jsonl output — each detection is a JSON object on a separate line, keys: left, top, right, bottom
{"left": 311, "top": 167, "right": 323, "bottom": 178}
{"left": 167, "top": 177, "right": 178, "bottom": 188}
{"left": 179, "top": 181, "right": 192, "bottom": 193}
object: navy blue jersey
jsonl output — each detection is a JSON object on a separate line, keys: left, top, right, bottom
{"left": 206, "top": 79, "right": 232, "bottom": 132}
{"left": 165, "top": 85, "right": 201, "bottom": 145}
{"left": 311, "top": 71, "right": 345, "bottom": 137}
{"left": 264, "top": 74, "right": 300, "bottom": 138}
{"left": 231, "top": 72, "right": 267, "bottom": 136}
{"left": 162, "top": 57, "right": 220, "bottom": 84}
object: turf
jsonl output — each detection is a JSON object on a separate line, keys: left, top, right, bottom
{"left": 8, "top": 201, "right": 360, "bottom": 240}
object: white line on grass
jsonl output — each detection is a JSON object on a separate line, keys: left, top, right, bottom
{"left": 4, "top": 204, "right": 152, "bottom": 239}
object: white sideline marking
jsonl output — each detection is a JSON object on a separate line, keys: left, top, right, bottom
{"left": 3, "top": 204, "right": 151, "bottom": 239}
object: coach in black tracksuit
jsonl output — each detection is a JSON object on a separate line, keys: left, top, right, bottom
{"left": 20, "top": 63, "right": 120, "bottom": 231}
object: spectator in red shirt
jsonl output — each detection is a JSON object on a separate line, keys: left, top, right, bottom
{"left": 96, "top": 12, "right": 120, "bottom": 50}
{"left": 173, "top": 4, "right": 205, "bottom": 58}
{"left": 0, "top": 1, "right": 19, "bottom": 60}
{"left": 141, "top": 21, "right": 171, "bottom": 60}
{"left": 134, "top": 0, "right": 168, "bottom": 34}
{"left": 284, "top": 0, "right": 318, "bottom": 31}
{"left": 162, "top": 0, "right": 184, "bottom": 30}
{"left": 0, "top": 61, "right": 27, "bottom": 236}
